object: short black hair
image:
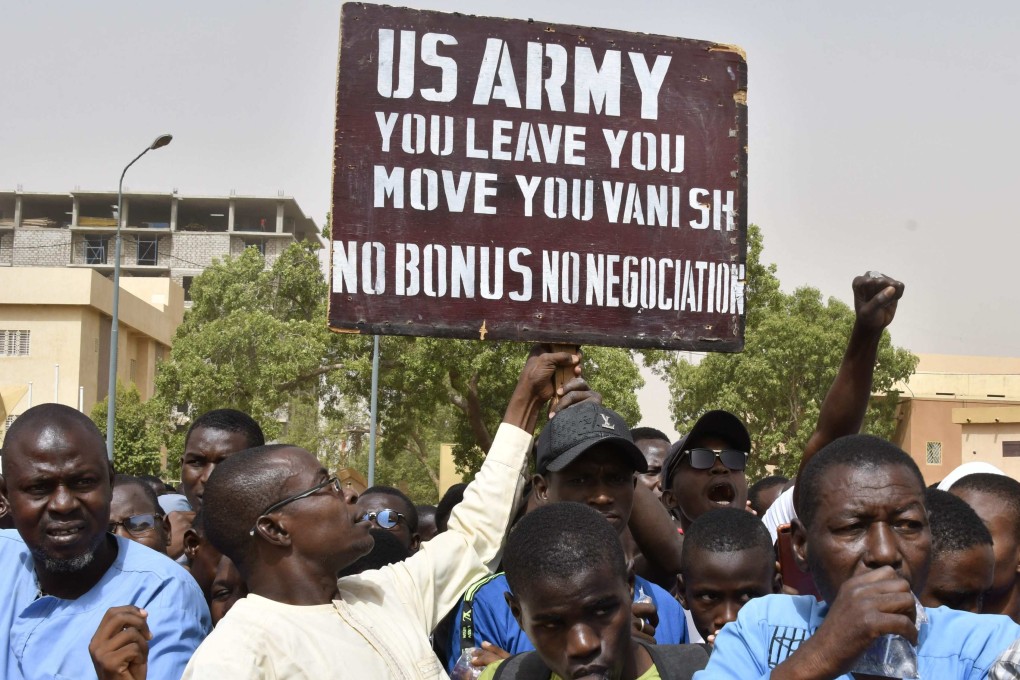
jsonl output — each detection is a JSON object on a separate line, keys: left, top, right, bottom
{"left": 2, "top": 403, "right": 105, "bottom": 467}
{"left": 202, "top": 443, "right": 293, "bottom": 572}
{"left": 951, "top": 473, "right": 1020, "bottom": 542}
{"left": 185, "top": 409, "right": 265, "bottom": 450}
{"left": 504, "top": 502, "right": 626, "bottom": 600}
{"left": 797, "top": 434, "right": 925, "bottom": 530}
{"left": 681, "top": 507, "right": 773, "bottom": 574}
{"left": 337, "top": 528, "right": 409, "bottom": 577}
{"left": 924, "top": 488, "right": 993, "bottom": 555}
{"left": 748, "top": 475, "right": 789, "bottom": 514}
{"left": 136, "top": 474, "right": 174, "bottom": 496}
{"left": 113, "top": 473, "right": 162, "bottom": 514}
{"left": 630, "top": 427, "right": 670, "bottom": 444}
{"left": 435, "top": 483, "right": 467, "bottom": 533}
{"left": 361, "top": 485, "right": 419, "bottom": 532}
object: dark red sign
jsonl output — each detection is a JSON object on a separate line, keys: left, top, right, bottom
{"left": 330, "top": 3, "right": 747, "bottom": 350}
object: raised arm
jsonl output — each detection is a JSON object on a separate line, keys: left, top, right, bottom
{"left": 794, "top": 272, "right": 903, "bottom": 506}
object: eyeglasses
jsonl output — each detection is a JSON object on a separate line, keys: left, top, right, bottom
{"left": 360, "top": 508, "right": 405, "bottom": 529}
{"left": 682, "top": 448, "right": 748, "bottom": 471}
{"left": 109, "top": 513, "right": 163, "bottom": 536}
{"left": 249, "top": 475, "right": 341, "bottom": 537}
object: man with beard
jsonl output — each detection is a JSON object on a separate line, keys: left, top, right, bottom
{"left": 696, "top": 435, "right": 1020, "bottom": 679}
{"left": 0, "top": 403, "right": 210, "bottom": 680}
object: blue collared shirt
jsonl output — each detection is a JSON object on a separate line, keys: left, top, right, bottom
{"left": 695, "top": 593, "right": 1020, "bottom": 680}
{"left": 444, "top": 572, "right": 688, "bottom": 674}
{"left": 1, "top": 529, "right": 211, "bottom": 680}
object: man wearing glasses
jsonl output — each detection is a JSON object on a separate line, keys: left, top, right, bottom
{"left": 182, "top": 347, "right": 592, "bottom": 679}
{"left": 108, "top": 474, "right": 170, "bottom": 554}
{"left": 0, "top": 403, "right": 210, "bottom": 680}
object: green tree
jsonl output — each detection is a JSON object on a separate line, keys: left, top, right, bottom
{"left": 647, "top": 225, "right": 918, "bottom": 480}
{"left": 91, "top": 382, "right": 164, "bottom": 475}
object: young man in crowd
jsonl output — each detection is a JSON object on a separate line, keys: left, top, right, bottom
{"left": 698, "top": 434, "right": 1020, "bottom": 679}
{"left": 920, "top": 488, "right": 994, "bottom": 613}
{"left": 109, "top": 474, "right": 170, "bottom": 554}
{"left": 446, "top": 402, "right": 687, "bottom": 673}
{"left": 630, "top": 427, "right": 671, "bottom": 500}
{"left": 747, "top": 475, "right": 789, "bottom": 517}
{"left": 0, "top": 403, "right": 210, "bottom": 679}
{"left": 480, "top": 503, "right": 709, "bottom": 680}
{"left": 356, "top": 484, "right": 421, "bottom": 554}
{"left": 180, "top": 408, "right": 265, "bottom": 512}
{"left": 182, "top": 347, "right": 592, "bottom": 678}
{"left": 949, "top": 473, "right": 1020, "bottom": 622}
{"left": 678, "top": 507, "right": 779, "bottom": 645}
{"left": 661, "top": 410, "right": 753, "bottom": 532}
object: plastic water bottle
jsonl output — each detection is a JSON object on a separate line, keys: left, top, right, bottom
{"left": 451, "top": 647, "right": 484, "bottom": 680}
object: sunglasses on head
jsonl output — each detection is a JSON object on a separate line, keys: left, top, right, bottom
{"left": 109, "top": 513, "right": 162, "bottom": 536}
{"left": 360, "top": 509, "right": 404, "bottom": 530}
{"left": 682, "top": 447, "right": 748, "bottom": 471}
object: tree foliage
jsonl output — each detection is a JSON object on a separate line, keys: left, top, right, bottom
{"left": 647, "top": 225, "right": 918, "bottom": 480}
{"left": 91, "top": 382, "right": 164, "bottom": 476}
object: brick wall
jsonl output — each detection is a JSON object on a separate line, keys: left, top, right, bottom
{"left": 170, "top": 232, "right": 231, "bottom": 270}
{"left": 12, "top": 227, "right": 72, "bottom": 266}
{"left": 0, "top": 232, "right": 12, "bottom": 265}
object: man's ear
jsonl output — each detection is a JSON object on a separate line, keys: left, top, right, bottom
{"left": 505, "top": 591, "right": 524, "bottom": 629}
{"left": 661, "top": 488, "right": 678, "bottom": 511}
{"left": 676, "top": 573, "right": 688, "bottom": 609}
{"left": 532, "top": 474, "right": 549, "bottom": 503}
{"left": 772, "top": 562, "right": 784, "bottom": 594}
{"left": 254, "top": 514, "right": 291, "bottom": 548}
{"left": 0, "top": 473, "right": 9, "bottom": 515}
{"left": 409, "top": 532, "right": 421, "bottom": 555}
{"left": 790, "top": 519, "right": 809, "bottom": 573}
{"left": 182, "top": 527, "right": 202, "bottom": 561}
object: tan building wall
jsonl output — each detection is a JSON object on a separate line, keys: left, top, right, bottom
{"left": 893, "top": 354, "right": 1020, "bottom": 484}
{"left": 0, "top": 268, "right": 183, "bottom": 441}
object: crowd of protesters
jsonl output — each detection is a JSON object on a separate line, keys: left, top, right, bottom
{"left": 2, "top": 271, "right": 1020, "bottom": 679}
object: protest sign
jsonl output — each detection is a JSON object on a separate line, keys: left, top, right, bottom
{"left": 330, "top": 3, "right": 747, "bottom": 350}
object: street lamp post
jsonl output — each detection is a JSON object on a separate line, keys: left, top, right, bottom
{"left": 106, "top": 134, "right": 173, "bottom": 461}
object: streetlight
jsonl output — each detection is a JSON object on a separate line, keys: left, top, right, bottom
{"left": 106, "top": 134, "right": 173, "bottom": 460}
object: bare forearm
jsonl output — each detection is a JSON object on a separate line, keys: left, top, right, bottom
{"left": 628, "top": 483, "right": 684, "bottom": 576}
{"left": 800, "top": 323, "right": 882, "bottom": 473}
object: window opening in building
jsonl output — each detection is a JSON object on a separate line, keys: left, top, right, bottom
{"left": 0, "top": 330, "right": 31, "bottom": 356}
{"left": 1004, "top": 441, "right": 1020, "bottom": 458}
{"left": 925, "top": 441, "right": 942, "bottom": 465}
{"left": 137, "top": 237, "right": 158, "bottom": 266}
{"left": 85, "top": 236, "right": 108, "bottom": 264}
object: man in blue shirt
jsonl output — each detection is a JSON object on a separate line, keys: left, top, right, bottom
{"left": 0, "top": 403, "right": 210, "bottom": 680}
{"left": 446, "top": 402, "right": 688, "bottom": 674}
{"left": 697, "top": 434, "right": 1020, "bottom": 680}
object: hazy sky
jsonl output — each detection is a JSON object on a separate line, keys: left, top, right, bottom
{"left": 3, "top": 0, "right": 1018, "bottom": 373}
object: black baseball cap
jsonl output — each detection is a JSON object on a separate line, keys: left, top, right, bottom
{"left": 660, "top": 410, "right": 752, "bottom": 486}
{"left": 536, "top": 402, "right": 648, "bottom": 475}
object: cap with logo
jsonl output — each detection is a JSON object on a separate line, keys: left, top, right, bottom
{"left": 536, "top": 402, "right": 648, "bottom": 475}
{"left": 660, "top": 410, "right": 752, "bottom": 486}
